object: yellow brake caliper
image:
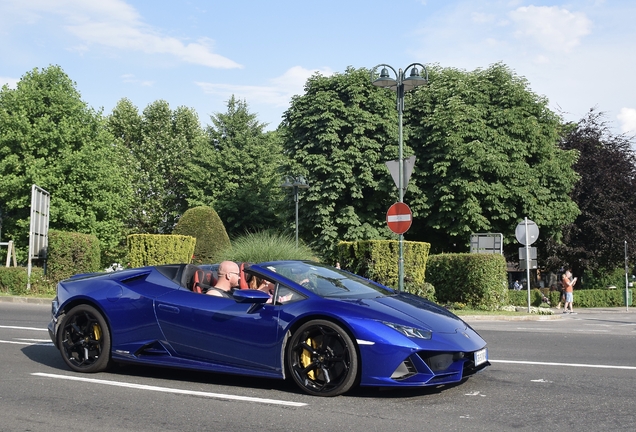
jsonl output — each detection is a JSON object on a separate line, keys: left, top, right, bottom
{"left": 301, "top": 338, "right": 316, "bottom": 380}
{"left": 93, "top": 324, "right": 102, "bottom": 341}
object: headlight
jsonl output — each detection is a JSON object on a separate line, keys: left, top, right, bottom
{"left": 383, "top": 322, "right": 432, "bottom": 339}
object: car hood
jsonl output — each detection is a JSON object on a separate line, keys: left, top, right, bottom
{"left": 338, "top": 293, "right": 467, "bottom": 334}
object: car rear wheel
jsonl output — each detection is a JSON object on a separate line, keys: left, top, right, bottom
{"left": 287, "top": 319, "right": 358, "bottom": 396}
{"left": 57, "top": 304, "right": 111, "bottom": 373}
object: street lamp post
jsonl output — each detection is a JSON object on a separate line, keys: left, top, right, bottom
{"left": 282, "top": 175, "right": 310, "bottom": 247}
{"left": 371, "top": 63, "right": 428, "bottom": 292}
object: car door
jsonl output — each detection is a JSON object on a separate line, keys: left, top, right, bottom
{"left": 154, "top": 289, "right": 282, "bottom": 374}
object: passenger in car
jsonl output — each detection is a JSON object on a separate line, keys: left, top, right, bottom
{"left": 205, "top": 261, "right": 240, "bottom": 298}
{"left": 249, "top": 275, "right": 293, "bottom": 304}
{"left": 249, "top": 275, "right": 275, "bottom": 295}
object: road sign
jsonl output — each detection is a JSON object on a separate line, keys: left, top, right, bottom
{"left": 386, "top": 155, "right": 416, "bottom": 194}
{"left": 519, "top": 247, "right": 537, "bottom": 260}
{"left": 515, "top": 219, "right": 539, "bottom": 245}
{"left": 386, "top": 202, "right": 412, "bottom": 234}
{"left": 519, "top": 259, "right": 538, "bottom": 270}
{"left": 470, "top": 233, "right": 503, "bottom": 254}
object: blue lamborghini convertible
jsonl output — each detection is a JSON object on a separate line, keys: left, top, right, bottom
{"left": 48, "top": 261, "right": 489, "bottom": 396}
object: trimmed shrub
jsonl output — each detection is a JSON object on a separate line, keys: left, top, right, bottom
{"left": 426, "top": 253, "right": 508, "bottom": 310}
{"left": 582, "top": 267, "right": 631, "bottom": 290}
{"left": 336, "top": 240, "right": 430, "bottom": 290}
{"left": 127, "top": 234, "right": 196, "bottom": 267}
{"left": 47, "top": 230, "right": 101, "bottom": 282}
{"left": 508, "top": 289, "right": 548, "bottom": 307}
{"left": 509, "top": 288, "right": 631, "bottom": 308}
{"left": 173, "top": 206, "right": 231, "bottom": 264}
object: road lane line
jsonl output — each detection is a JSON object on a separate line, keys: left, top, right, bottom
{"left": 0, "top": 339, "right": 53, "bottom": 346}
{"left": 0, "top": 325, "right": 48, "bottom": 331}
{"left": 491, "top": 359, "right": 636, "bottom": 370}
{"left": 32, "top": 373, "right": 307, "bottom": 407}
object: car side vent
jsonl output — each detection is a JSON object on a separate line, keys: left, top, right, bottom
{"left": 120, "top": 274, "right": 149, "bottom": 285}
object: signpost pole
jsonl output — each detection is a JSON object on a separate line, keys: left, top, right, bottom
{"left": 626, "top": 240, "right": 629, "bottom": 312}
{"left": 525, "top": 217, "right": 531, "bottom": 313}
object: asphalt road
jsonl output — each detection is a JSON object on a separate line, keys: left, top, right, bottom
{"left": 1, "top": 301, "right": 634, "bottom": 432}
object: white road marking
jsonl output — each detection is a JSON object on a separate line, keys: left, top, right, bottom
{"left": 32, "top": 373, "right": 308, "bottom": 407}
{"left": 0, "top": 339, "right": 53, "bottom": 346}
{"left": 491, "top": 359, "right": 636, "bottom": 370}
{"left": 0, "top": 325, "right": 48, "bottom": 331}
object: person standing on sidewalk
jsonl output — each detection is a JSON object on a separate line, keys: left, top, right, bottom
{"left": 561, "top": 269, "right": 577, "bottom": 314}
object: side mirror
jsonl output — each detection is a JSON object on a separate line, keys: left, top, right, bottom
{"left": 233, "top": 289, "right": 271, "bottom": 304}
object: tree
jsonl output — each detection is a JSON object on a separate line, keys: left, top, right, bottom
{"left": 206, "top": 96, "right": 286, "bottom": 237}
{"left": 280, "top": 67, "right": 400, "bottom": 259}
{"left": 545, "top": 109, "right": 636, "bottom": 275}
{"left": 406, "top": 63, "right": 580, "bottom": 253}
{"left": 107, "top": 99, "right": 208, "bottom": 234}
{"left": 0, "top": 65, "right": 134, "bottom": 264}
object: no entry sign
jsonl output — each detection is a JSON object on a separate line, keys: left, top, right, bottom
{"left": 386, "top": 202, "right": 412, "bottom": 234}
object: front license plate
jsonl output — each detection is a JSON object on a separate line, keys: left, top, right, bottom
{"left": 474, "top": 348, "right": 487, "bottom": 366}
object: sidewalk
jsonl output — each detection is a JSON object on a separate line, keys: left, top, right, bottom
{"left": 461, "top": 306, "right": 632, "bottom": 322}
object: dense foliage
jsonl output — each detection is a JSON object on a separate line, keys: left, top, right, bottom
{"left": 0, "top": 267, "right": 52, "bottom": 297}
{"left": 0, "top": 66, "right": 134, "bottom": 264}
{"left": 407, "top": 63, "right": 580, "bottom": 253}
{"left": 172, "top": 206, "right": 230, "bottom": 264}
{"left": 127, "top": 234, "right": 196, "bottom": 267}
{"left": 107, "top": 98, "right": 208, "bottom": 234}
{"left": 205, "top": 97, "right": 287, "bottom": 237}
{"left": 46, "top": 230, "right": 101, "bottom": 282}
{"left": 336, "top": 240, "right": 430, "bottom": 290}
{"left": 426, "top": 253, "right": 509, "bottom": 309}
{"left": 508, "top": 287, "right": 631, "bottom": 308}
{"left": 281, "top": 68, "right": 399, "bottom": 259}
{"left": 544, "top": 110, "right": 636, "bottom": 275}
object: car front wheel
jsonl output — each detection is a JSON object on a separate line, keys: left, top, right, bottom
{"left": 287, "top": 319, "right": 358, "bottom": 396}
{"left": 57, "top": 304, "right": 111, "bottom": 373}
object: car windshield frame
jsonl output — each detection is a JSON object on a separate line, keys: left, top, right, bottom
{"left": 257, "top": 261, "right": 395, "bottom": 299}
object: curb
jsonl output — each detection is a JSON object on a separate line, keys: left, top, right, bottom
{"left": 0, "top": 296, "right": 53, "bottom": 305}
{"left": 461, "top": 314, "right": 562, "bottom": 322}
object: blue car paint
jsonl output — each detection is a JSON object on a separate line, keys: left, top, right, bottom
{"left": 50, "top": 261, "right": 488, "bottom": 391}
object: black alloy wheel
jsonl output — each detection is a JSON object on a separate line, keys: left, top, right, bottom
{"left": 287, "top": 319, "right": 358, "bottom": 396}
{"left": 57, "top": 304, "right": 111, "bottom": 373}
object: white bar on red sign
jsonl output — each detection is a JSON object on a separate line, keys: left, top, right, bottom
{"left": 387, "top": 215, "right": 411, "bottom": 222}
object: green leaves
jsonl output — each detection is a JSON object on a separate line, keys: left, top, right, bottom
{"left": 407, "top": 63, "right": 579, "bottom": 252}
{"left": 205, "top": 96, "right": 286, "bottom": 237}
{"left": 281, "top": 68, "right": 399, "bottom": 259}
{"left": 0, "top": 66, "right": 134, "bottom": 264}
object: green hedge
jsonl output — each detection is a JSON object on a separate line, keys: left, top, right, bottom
{"left": 508, "top": 288, "right": 632, "bottom": 307}
{"left": 336, "top": 240, "right": 430, "bottom": 290}
{"left": 426, "top": 253, "right": 509, "bottom": 310}
{"left": 0, "top": 267, "right": 55, "bottom": 297}
{"left": 47, "top": 230, "right": 101, "bottom": 282}
{"left": 127, "top": 234, "right": 196, "bottom": 267}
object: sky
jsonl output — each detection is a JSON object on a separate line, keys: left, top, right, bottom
{"left": 1, "top": 0, "right": 635, "bottom": 136}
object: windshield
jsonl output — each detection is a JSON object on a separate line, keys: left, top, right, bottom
{"left": 260, "top": 261, "right": 394, "bottom": 299}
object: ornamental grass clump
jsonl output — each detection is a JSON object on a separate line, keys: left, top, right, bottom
{"left": 217, "top": 231, "right": 317, "bottom": 264}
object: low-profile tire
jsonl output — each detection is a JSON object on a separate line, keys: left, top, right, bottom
{"left": 286, "top": 319, "right": 358, "bottom": 396}
{"left": 57, "top": 304, "right": 111, "bottom": 373}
